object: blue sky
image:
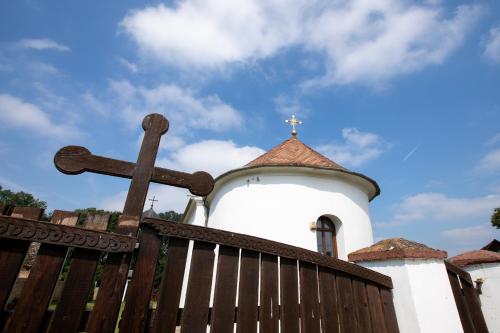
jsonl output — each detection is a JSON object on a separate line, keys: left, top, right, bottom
{"left": 1, "top": 0, "right": 499, "bottom": 255}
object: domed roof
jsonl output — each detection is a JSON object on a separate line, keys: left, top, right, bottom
{"left": 246, "top": 135, "right": 347, "bottom": 171}
{"left": 448, "top": 250, "right": 500, "bottom": 268}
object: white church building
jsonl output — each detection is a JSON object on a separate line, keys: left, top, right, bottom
{"left": 181, "top": 120, "right": 499, "bottom": 333}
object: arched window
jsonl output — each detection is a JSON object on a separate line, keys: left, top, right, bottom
{"left": 316, "top": 216, "right": 338, "bottom": 258}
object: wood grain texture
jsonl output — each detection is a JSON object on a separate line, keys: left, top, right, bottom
{"left": 3, "top": 210, "right": 79, "bottom": 333}
{"left": 318, "top": 267, "right": 340, "bottom": 333}
{"left": 280, "top": 258, "right": 299, "bottom": 333}
{"left": 236, "top": 250, "right": 260, "bottom": 333}
{"left": 380, "top": 288, "right": 400, "bottom": 333}
{"left": 366, "top": 283, "right": 388, "bottom": 333}
{"left": 180, "top": 241, "right": 216, "bottom": 333}
{"left": 299, "top": 261, "right": 321, "bottom": 333}
{"left": 447, "top": 271, "right": 475, "bottom": 333}
{"left": 260, "top": 253, "right": 279, "bottom": 333}
{"left": 119, "top": 226, "right": 162, "bottom": 333}
{"left": 352, "top": 278, "right": 372, "bottom": 333}
{"left": 48, "top": 214, "right": 110, "bottom": 333}
{"left": 336, "top": 273, "right": 357, "bottom": 332}
{"left": 210, "top": 246, "right": 239, "bottom": 333}
{"left": 460, "top": 277, "right": 488, "bottom": 333}
{"left": 0, "top": 207, "right": 43, "bottom": 310}
{"left": 151, "top": 237, "right": 189, "bottom": 333}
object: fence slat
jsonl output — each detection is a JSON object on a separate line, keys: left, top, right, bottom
{"left": 211, "top": 246, "right": 239, "bottom": 333}
{"left": 280, "top": 258, "right": 299, "bottom": 333}
{"left": 366, "top": 283, "right": 388, "bottom": 333}
{"left": 0, "top": 204, "right": 6, "bottom": 215}
{"left": 180, "top": 241, "right": 216, "bottom": 333}
{"left": 48, "top": 214, "right": 110, "bottom": 333}
{"left": 447, "top": 271, "right": 475, "bottom": 333}
{"left": 337, "top": 273, "right": 357, "bottom": 332}
{"left": 120, "top": 226, "right": 162, "bottom": 333}
{"left": 352, "top": 278, "right": 372, "bottom": 333}
{"left": 4, "top": 210, "right": 79, "bottom": 333}
{"left": 300, "top": 261, "right": 321, "bottom": 333}
{"left": 318, "top": 267, "right": 340, "bottom": 333}
{"left": 380, "top": 288, "right": 400, "bottom": 333}
{"left": 152, "top": 237, "right": 189, "bottom": 333}
{"left": 236, "top": 250, "right": 259, "bottom": 333}
{"left": 85, "top": 215, "right": 139, "bottom": 333}
{"left": 260, "top": 253, "right": 279, "bottom": 333}
{"left": 460, "top": 277, "right": 488, "bottom": 333}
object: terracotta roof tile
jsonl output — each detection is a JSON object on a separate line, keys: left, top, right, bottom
{"left": 348, "top": 238, "right": 447, "bottom": 262}
{"left": 448, "top": 250, "right": 500, "bottom": 268}
{"left": 245, "top": 135, "right": 347, "bottom": 171}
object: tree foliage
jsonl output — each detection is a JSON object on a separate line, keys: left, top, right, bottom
{"left": 492, "top": 207, "right": 500, "bottom": 229}
{"left": 158, "top": 210, "right": 183, "bottom": 222}
{"left": 0, "top": 186, "right": 47, "bottom": 209}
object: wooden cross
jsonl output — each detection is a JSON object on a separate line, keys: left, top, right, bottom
{"left": 148, "top": 195, "right": 158, "bottom": 209}
{"left": 54, "top": 113, "right": 214, "bottom": 218}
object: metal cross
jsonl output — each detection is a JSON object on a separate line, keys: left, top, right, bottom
{"left": 285, "top": 114, "right": 302, "bottom": 135}
{"left": 148, "top": 195, "right": 158, "bottom": 209}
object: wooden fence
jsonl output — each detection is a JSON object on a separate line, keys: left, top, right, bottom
{"left": 0, "top": 204, "right": 399, "bottom": 332}
{"left": 445, "top": 261, "right": 488, "bottom": 333}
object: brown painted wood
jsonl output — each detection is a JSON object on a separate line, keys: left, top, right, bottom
{"left": 318, "top": 267, "right": 340, "bottom": 333}
{"left": 280, "top": 258, "right": 299, "bottom": 333}
{"left": 119, "top": 226, "right": 162, "bottom": 332}
{"left": 380, "top": 288, "right": 400, "bottom": 333}
{"left": 210, "top": 246, "right": 240, "bottom": 333}
{"left": 0, "top": 204, "right": 6, "bottom": 215}
{"left": 48, "top": 214, "right": 110, "bottom": 333}
{"left": 366, "top": 282, "right": 388, "bottom": 333}
{"left": 336, "top": 273, "right": 357, "bottom": 332}
{"left": 445, "top": 261, "right": 473, "bottom": 285}
{"left": 4, "top": 210, "right": 79, "bottom": 333}
{"left": 145, "top": 218, "right": 393, "bottom": 288}
{"left": 461, "top": 277, "right": 488, "bottom": 333}
{"left": 447, "top": 271, "right": 475, "bottom": 333}
{"left": 259, "top": 253, "right": 279, "bottom": 333}
{"left": 0, "top": 207, "right": 43, "bottom": 310}
{"left": 352, "top": 278, "right": 373, "bottom": 333}
{"left": 180, "top": 241, "right": 216, "bottom": 333}
{"left": 299, "top": 261, "right": 321, "bottom": 333}
{"left": 151, "top": 237, "right": 189, "bottom": 333}
{"left": 236, "top": 250, "right": 260, "bottom": 333}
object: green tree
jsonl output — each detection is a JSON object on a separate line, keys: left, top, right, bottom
{"left": 158, "top": 210, "right": 183, "bottom": 222}
{"left": 492, "top": 207, "right": 500, "bottom": 229}
{"left": 0, "top": 186, "right": 47, "bottom": 209}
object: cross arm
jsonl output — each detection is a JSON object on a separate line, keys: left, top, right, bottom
{"left": 54, "top": 146, "right": 214, "bottom": 196}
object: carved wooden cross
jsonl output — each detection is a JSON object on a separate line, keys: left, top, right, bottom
{"left": 54, "top": 113, "right": 214, "bottom": 218}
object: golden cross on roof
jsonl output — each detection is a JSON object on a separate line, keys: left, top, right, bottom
{"left": 285, "top": 114, "right": 302, "bottom": 136}
{"left": 148, "top": 195, "right": 158, "bottom": 209}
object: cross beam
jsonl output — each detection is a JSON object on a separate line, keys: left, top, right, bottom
{"left": 54, "top": 113, "right": 214, "bottom": 217}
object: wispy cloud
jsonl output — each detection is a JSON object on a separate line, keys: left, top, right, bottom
{"left": 121, "top": 1, "right": 482, "bottom": 86}
{"left": 118, "top": 57, "right": 139, "bottom": 73}
{"left": 442, "top": 223, "right": 498, "bottom": 247}
{"left": 317, "top": 128, "right": 390, "bottom": 167}
{"left": 483, "top": 26, "right": 500, "bottom": 63}
{"left": 402, "top": 144, "right": 420, "bottom": 162}
{"left": 378, "top": 192, "right": 500, "bottom": 227}
{"left": 477, "top": 149, "right": 500, "bottom": 173}
{"left": 0, "top": 93, "right": 82, "bottom": 139}
{"left": 16, "top": 38, "right": 70, "bottom": 52}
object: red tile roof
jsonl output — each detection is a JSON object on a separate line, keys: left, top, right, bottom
{"left": 448, "top": 250, "right": 500, "bottom": 268}
{"left": 246, "top": 135, "right": 347, "bottom": 171}
{"left": 348, "top": 238, "right": 447, "bottom": 262}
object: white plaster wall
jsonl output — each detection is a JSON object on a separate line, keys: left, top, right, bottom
{"left": 206, "top": 170, "right": 373, "bottom": 260}
{"left": 361, "top": 259, "right": 464, "bottom": 333}
{"left": 464, "top": 263, "right": 500, "bottom": 333}
{"left": 185, "top": 196, "right": 207, "bottom": 226}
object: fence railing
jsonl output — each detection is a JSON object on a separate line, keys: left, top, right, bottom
{"left": 0, "top": 205, "right": 399, "bottom": 333}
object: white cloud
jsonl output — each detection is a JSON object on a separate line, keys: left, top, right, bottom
{"left": 379, "top": 192, "right": 500, "bottom": 227}
{"left": 16, "top": 38, "right": 70, "bottom": 52}
{"left": 484, "top": 26, "right": 500, "bottom": 63}
{"left": 108, "top": 80, "right": 243, "bottom": 140}
{"left": 82, "top": 92, "right": 108, "bottom": 116}
{"left": 0, "top": 93, "right": 82, "bottom": 139}
{"left": 158, "top": 139, "right": 265, "bottom": 177}
{"left": 118, "top": 57, "right": 139, "bottom": 73}
{"left": 121, "top": 1, "right": 481, "bottom": 85}
{"left": 317, "top": 128, "right": 389, "bottom": 167}
{"left": 477, "top": 149, "right": 500, "bottom": 173}
{"left": 442, "top": 223, "right": 499, "bottom": 247}
{"left": 486, "top": 133, "right": 500, "bottom": 146}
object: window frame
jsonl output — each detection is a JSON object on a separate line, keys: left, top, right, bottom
{"left": 316, "top": 216, "right": 338, "bottom": 258}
